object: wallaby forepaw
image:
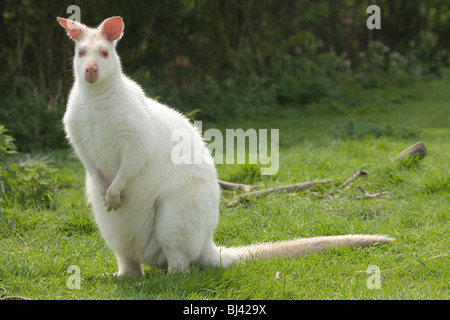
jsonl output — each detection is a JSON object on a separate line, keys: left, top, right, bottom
{"left": 104, "top": 192, "right": 122, "bottom": 212}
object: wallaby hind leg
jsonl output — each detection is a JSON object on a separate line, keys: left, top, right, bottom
{"left": 154, "top": 194, "right": 214, "bottom": 273}
{"left": 165, "top": 250, "right": 190, "bottom": 274}
{"left": 115, "top": 251, "right": 144, "bottom": 277}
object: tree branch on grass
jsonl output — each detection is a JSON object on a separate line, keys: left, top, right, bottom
{"left": 355, "top": 186, "right": 388, "bottom": 200}
{"left": 339, "top": 169, "right": 369, "bottom": 189}
{"left": 219, "top": 141, "right": 426, "bottom": 206}
{"left": 218, "top": 180, "right": 255, "bottom": 192}
{"left": 225, "top": 179, "right": 332, "bottom": 207}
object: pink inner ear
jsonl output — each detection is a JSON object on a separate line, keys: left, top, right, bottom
{"left": 102, "top": 17, "right": 123, "bottom": 42}
{"left": 57, "top": 17, "right": 82, "bottom": 40}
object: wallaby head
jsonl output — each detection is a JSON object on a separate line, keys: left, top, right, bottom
{"left": 57, "top": 16, "right": 124, "bottom": 85}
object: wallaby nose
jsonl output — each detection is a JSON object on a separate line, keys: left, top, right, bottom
{"left": 84, "top": 65, "right": 99, "bottom": 83}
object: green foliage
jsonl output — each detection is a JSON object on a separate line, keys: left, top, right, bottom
{"left": 272, "top": 44, "right": 352, "bottom": 105}
{"left": 0, "top": 124, "right": 17, "bottom": 174}
{"left": 355, "top": 41, "right": 412, "bottom": 88}
{"left": 0, "top": 125, "right": 19, "bottom": 203}
{"left": 407, "top": 31, "right": 447, "bottom": 78}
{"left": 0, "top": 0, "right": 448, "bottom": 151}
{"left": 0, "top": 125, "right": 57, "bottom": 209}
{"left": 0, "top": 81, "right": 67, "bottom": 151}
{"left": 12, "top": 159, "right": 57, "bottom": 209}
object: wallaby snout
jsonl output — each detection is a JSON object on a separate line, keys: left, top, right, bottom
{"left": 85, "top": 64, "right": 99, "bottom": 83}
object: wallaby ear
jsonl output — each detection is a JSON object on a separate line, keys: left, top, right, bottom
{"left": 100, "top": 17, "right": 124, "bottom": 42}
{"left": 57, "top": 17, "right": 84, "bottom": 41}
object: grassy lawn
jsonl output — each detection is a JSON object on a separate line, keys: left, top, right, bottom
{"left": 0, "top": 78, "right": 448, "bottom": 300}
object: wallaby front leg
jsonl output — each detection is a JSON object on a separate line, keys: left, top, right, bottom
{"left": 104, "top": 166, "right": 126, "bottom": 212}
{"left": 102, "top": 141, "right": 148, "bottom": 212}
{"left": 88, "top": 165, "right": 110, "bottom": 196}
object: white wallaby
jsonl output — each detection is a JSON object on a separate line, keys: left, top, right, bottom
{"left": 57, "top": 16, "right": 394, "bottom": 277}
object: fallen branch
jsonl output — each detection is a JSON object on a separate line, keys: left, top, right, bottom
{"left": 221, "top": 142, "right": 426, "bottom": 206}
{"left": 393, "top": 141, "right": 427, "bottom": 162}
{"left": 225, "top": 179, "right": 332, "bottom": 207}
{"left": 218, "top": 180, "right": 254, "bottom": 192}
{"left": 355, "top": 186, "right": 388, "bottom": 200}
{"left": 339, "top": 169, "right": 369, "bottom": 189}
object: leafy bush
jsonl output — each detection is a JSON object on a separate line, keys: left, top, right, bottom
{"left": 355, "top": 41, "right": 412, "bottom": 88}
{"left": 0, "top": 80, "right": 67, "bottom": 152}
{"left": 136, "top": 38, "right": 356, "bottom": 119}
{"left": 0, "top": 125, "right": 18, "bottom": 202}
{"left": 407, "top": 31, "right": 447, "bottom": 78}
{"left": 135, "top": 70, "right": 277, "bottom": 121}
{"left": 140, "top": 37, "right": 433, "bottom": 122}
{"left": 0, "top": 125, "right": 57, "bottom": 209}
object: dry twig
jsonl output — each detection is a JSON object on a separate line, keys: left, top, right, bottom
{"left": 355, "top": 186, "right": 388, "bottom": 200}
{"left": 218, "top": 180, "right": 254, "bottom": 192}
{"left": 225, "top": 179, "right": 332, "bottom": 207}
{"left": 339, "top": 169, "right": 369, "bottom": 189}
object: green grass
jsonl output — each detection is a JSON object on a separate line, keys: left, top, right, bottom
{"left": 1, "top": 78, "right": 449, "bottom": 300}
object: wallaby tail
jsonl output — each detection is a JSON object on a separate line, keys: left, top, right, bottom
{"left": 214, "top": 235, "right": 394, "bottom": 267}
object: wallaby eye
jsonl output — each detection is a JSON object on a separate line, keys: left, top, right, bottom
{"left": 101, "top": 50, "right": 109, "bottom": 58}
{"left": 78, "top": 49, "right": 86, "bottom": 57}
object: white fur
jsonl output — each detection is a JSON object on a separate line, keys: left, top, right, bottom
{"left": 58, "top": 17, "right": 393, "bottom": 276}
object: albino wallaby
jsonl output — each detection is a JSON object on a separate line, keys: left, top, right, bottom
{"left": 57, "top": 16, "right": 394, "bottom": 277}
